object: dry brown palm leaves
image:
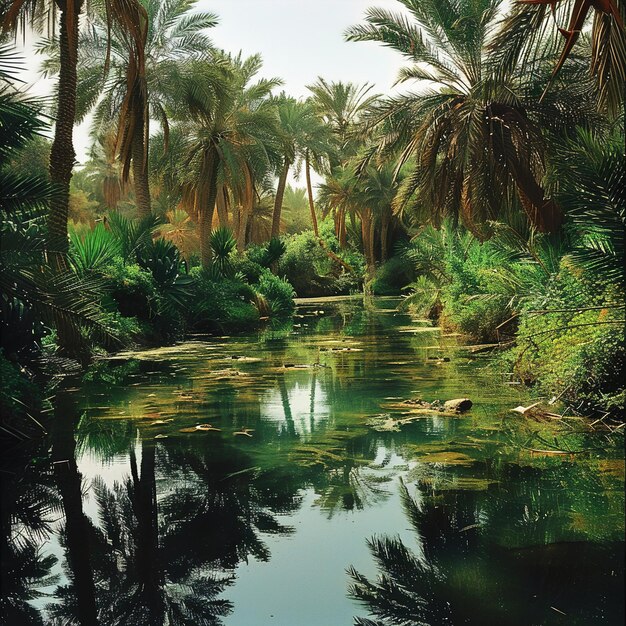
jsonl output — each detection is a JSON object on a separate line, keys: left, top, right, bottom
{"left": 518, "top": 0, "right": 625, "bottom": 108}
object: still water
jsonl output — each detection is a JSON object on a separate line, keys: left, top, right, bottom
{"left": 1, "top": 297, "right": 624, "bottom": 625}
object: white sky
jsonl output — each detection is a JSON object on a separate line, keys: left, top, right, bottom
{"left": 14, "top": 0, "right": 405, "bottom": 171}
{"left": 197, "top": 0, "right": 402, "bottom": 98}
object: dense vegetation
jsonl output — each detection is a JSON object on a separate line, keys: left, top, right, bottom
{"left": 1, "top": 0, "right": 624, "bottom": 443}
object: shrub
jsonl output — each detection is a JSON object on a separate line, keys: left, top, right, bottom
{"left": 191, "top": 269, "right": 259, "bottom": 331}
{"left": 99, "top": 311, "right": 146, "bottom": 345}
{"left": 102, "top": 258, "right": 157, "bottom": 319}
{"left": 372, "top": 256, "right": 415, "bottom": 295}
{"left": 232, "top": 254, "right": 264, "bottom": 283}
{"left": 256, "top": 269, "right": 296, "bottom": 318}
{"left": 278, "top": 229, "right": 365, "bottom": 296}
{"left": 509, "top": 266, "right": 624, "bottom": 417}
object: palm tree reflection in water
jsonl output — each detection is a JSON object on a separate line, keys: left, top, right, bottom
{"left": 348, "top": 478, "right": 625, "bottom": 626}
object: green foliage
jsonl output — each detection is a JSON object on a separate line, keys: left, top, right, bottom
{"left": 191, "top": 269, "right": 259, "bottom": 331}
{"left": 244, "top": 237, "right": 286, "bottom": 269}
{"left": 107, "top": 212, "right": 161, "bottom": 263}
{"left": 69, "top": 223, "right": 120, "bottom": 275}
{"left": 277, "top": 226, "right": 366, "bottom": 296}
{"left": 209, "top": 227, "right": 237, "bottom": 278}
{"left": 0, "top": 350, "right": 41, "bottom": 425}
{"left": 554, "top": 128, "right": 625, "bottom": 284}
{"left": 282, "top": 185, "right": 311, "bottom": 233}
{"left": 263, "top": 237, "right": 287, "bottom": 267}
{"left": 280, "top": 230, "right": 333, "bottom": 291}
{"left": 231, "top": 253, "right": 264, "bottom": 283}
{"left": 508, "top": 266, "right": 624, "bottom": 417}
{"left": 372, "top": 256, "right": 416, "bottom": 295}
{"left": 98, "top": 312, "right": 145, "bottom": 345}
{"left": 255, "top": 269, "right": 296, "bottom": 318}
{"left": 136, "top": 237, "right": 195, "bottom": 312}
{"left": 400, "top": 222, "right": 515, "bottom": 341}
{"left": 0, "top": 65, "right": 115, "bottom": 361}
{"left": 398, "top": 275, "right": 442, "bottom": 318}
{"left": 102, "top": 258, "right": 157, "bottom": 319}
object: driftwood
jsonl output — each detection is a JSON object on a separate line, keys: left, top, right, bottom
{"left": 369, "top": 398, "right": 473, "bottom": 431}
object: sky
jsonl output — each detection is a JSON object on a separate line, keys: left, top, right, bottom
{"left": 14, "top": 0, "right": 407, "bottom": 169}
{"left": 196, "top": 0, "right": 403, "bottom": 98}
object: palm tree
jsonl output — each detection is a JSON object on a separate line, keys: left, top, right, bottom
{"left": 307, "top": 77, "right": 378, "bottom": 162}
{"left": 319, "top": 161, "right": 385, "bottom": 275}
{"left": 345, "top": 0, "right": 596, "bottom": 234}
{"left": 169, "top": 53, "right": 281, "bottom": 266}
{"left": 362, "top": 161, "right": 405, "bottom": 262}
{"left": 318, "top": 164, "right": 362, "bottom": 251}
{"left": 39, "top": 0, "right": 218, "bottom": 220}
{"left": 1, "top": 0, "right": 148, "bottom": 262}
{"left": 79, "top": 131, "right": 129, "bottom": 211}
{"left": 270, "top": 95, "right": 317, "bottom": 238}
{"left": 1, "top": 49, "right": 114, "bottom": 361}
{"left": 282, "top": 185, "right": 310, "bottom": 233}
{"left": 307, "top": 79, "right": 379, "bottom": 247}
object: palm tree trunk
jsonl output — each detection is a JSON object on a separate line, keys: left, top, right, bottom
{"left": 369, "top": 216, "right": 376, "bottom": 270}
{"left": 52, "top": 392, "right": 98, "bottom": 626}
{"left": 236, "top": 164, "right": 254, "bottom": 251}
{"left": 200, "top": 152, "right": 219, "bottom": 268}
{"left": 131, "top": 110, "right": 151, "bottom": 219}
{"left": 271, "top": 157, "right": 290, "bottom": 238}
{"left": 361, "top": 208, "right": 375, "bottom": 278}
{"left": 305, "top": 153, "right": 352, "bottom": 272}
{"left": 380, "top": 209, "right": 390, "bottom": 262}
{"left": 305, "top": 151, "right": 319, "bottom": 237}
{"left": 339, "top": 210, "right": 347, "bottom": 248}
{"left": 236, "top": 206, "right": 249, "bottom": 251}
{"left": 48, "top": 1, "right": 83, "bottom": 265}
{"left": 216, "top": 185, "right": 229, "bottom": 228}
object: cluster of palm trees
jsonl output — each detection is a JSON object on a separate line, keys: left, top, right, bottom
{"left": 5, "top": 0, "right": 621, "bottom": 278}
{"left": 1, "top": 0, "right": 623, "bottom": 297}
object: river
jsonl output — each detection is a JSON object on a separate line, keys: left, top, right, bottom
{"left": 1, "top": 296, "right": 623, "bottom": 625}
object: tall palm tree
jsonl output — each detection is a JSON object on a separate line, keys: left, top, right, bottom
{"left": 318, "top": 162, "right": 379, "bottom": 273}
{"left": 79, "top": 130, "right": 128, "bottom": 211}
{"left": 362, "top": 161, "right": 405, "bottom": 262}
{"left": 270, "top": 95, "right": 317, "bottom": 238}
{"left": 169, "top": 54, "right": 281, "bottom": 266}
{"left": 307, "top": 77, "right": 378, "bottom": 162}
{"left": 40, "top": 0, "right": 218, "bottom": 219}
{"left": 1, "top": 49, "right": 115, "bottom": 360}
{"left": 1, "top": 0, "right": 148, "bottom": 262}
{"left": 345, "top": 0, "right": 596, "bottom": 234}
{"left": 307, "top": 79, "right": 379, "bottom": 246}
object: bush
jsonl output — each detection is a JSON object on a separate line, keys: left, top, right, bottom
{"left": 191, "top": 269, "right": 259, "bottom": 331}
{"left": 509, "top": 267, "right": 624, "bottom": 417}
{"left": 232, "top": 250, "right": 265, "bottom": 283}
{"left": 103, "top": 257, "right": 157, "bottom": 319}
{"left": 278, "top": 229, "right": 365, "bottom": 296}
{"left": 372, "top": 256, "right": 415, "bottom": 295}
{"left": 441, "top": 295, "right": 511, "bottom": 343}
{"left": 256, "top": 269, "right": 296, "bottom": 318}
{"left": 100, "top": 311, "right": 146, "bottom": 345}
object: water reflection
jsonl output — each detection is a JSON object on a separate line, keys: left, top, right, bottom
{"left": 0, "top": 441, "right": 58, "bottom": 626}
{"left": 349, "top": 476, "right": 624, "bottom": 626}
{"left": 0, "top": 297, "right": 623, "bottom": 625}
